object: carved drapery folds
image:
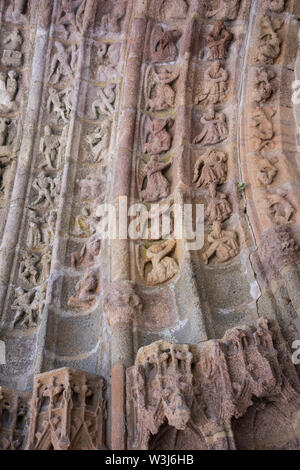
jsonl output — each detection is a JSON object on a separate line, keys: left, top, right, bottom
{"left": 26, "top": 367, "right": 106, "bottom": 450}
{"left": 126, "top": 318, "right": 300, "bottom": 450}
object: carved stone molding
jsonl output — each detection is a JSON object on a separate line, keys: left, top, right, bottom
{"left": 103, "top": 281, "right": 143, "bottom": 328}
{"left": 126, "top": 318, "right": 300, "bottom": 450}
{"left": 26, "top": 367, "right": 106, "bottom": 450}
{"left": 0, "top": 386, "right": 31, "bottom": 450}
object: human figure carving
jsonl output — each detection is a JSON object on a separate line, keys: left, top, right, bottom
{"left": 77, "top": 175, "right": 104, "bottom": 199}
{"left": 256, "top": 156, "right": 277, "bottom": 185}
{"left": 39, "top": 125, "right": 65, "bottom": 170}
{"left": 19, "top": 251, "right": 40, "bottom": 287}
{"left": 266, "top": 190, "right": 294, "bottom": 224}
{"left": 140, "top": 156, "right": 171, "bottom": 202}
{"left": 256, "top": 15, "right": 282, "bottom": 65}
{"left": 253, "top": 67, "right": 276, "bottom": 103}
{"left": 56, "top": 0, "right": 88, "bottom": 32}
{"left": 47, "top": 87, "right": 73, "bottom": 123}
{"left": 0, "top": 118, "right": 11, "bottom": 147}
{"left": 205, "top": 182, "right": 232, "bottom": 224}
{"left": 145, "top": 66, "right": 179, "bottom": 112}
{"left": 72, "top": 207, "right": 97, "bottom": 237}
{"left": 263, "top": 0, "right": 285, "bottom": 12}
{"left": 31, "top": 172, "right": 58, "bottom": 207}
{"left": 150, "top": 26, "right": 181, "bottom": 62}
{"left": 12, "top": 286, "right": 45, "bottom": 329}
{"left": 92, "top": 85, "right": 116, "bottom": 119}
{"left": 144, "top": 118, "right": 174, "bottom": 155}
{"left": 0, "top": 71, "right": 18, "bottom": 113}
{"left": 193, "top": 149, "right": 227, "bottom": 188}
{"left": 101, "top": 0, "right": 127, "bottom": 33}
{"left": 48, "top": 42, "right": 78, "bottom": 84}
{"left": 86, "top": 120, "right": 110, "bottom": 162}
{"left": 40, "top": 249, "right": 52, "bottom": 282}
{"left": 251, "top": 106, "right": 275, "bottom": 151}
{"left": 196, "top": 60, "right": 228, "bottom": 105}
{"left": 27, "top": 209, "right": 43, "bottom": 248}
{"left": 2, "top": 29, "right": 23, "bottom": 67}
{"left": 137, "top": 239, "right": 179, "bottom": 286}
{"left": 68, "top": 272, "right": 99, "bottom": 308}
{"left": 97, "top": 43, "right": 120, "bottom": 81}
{"left": 193, "top": 104, "right": 228, "bottom": 145}
{"left": 70, "top": 235, "right": 101, "bottom": 268}
{"left": 203, "top": 221, "right": 239, "bottom": 264}
{"left": 207, "top": 20, "right": 233, "bottom": 60}
{"left": 205, "top": 0, "right": 241, "bottom": 20}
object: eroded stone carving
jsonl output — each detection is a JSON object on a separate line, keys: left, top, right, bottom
{"left": 205, "top": 0, "right": 241, "bottom": 20}
{"left": 266, "top": 189, "right": 295, "bottom": 225}
{"left": 70, "top": 235, "right": 101, "bottom": 268}
{"left": 85, "top": 120, "right": 111, "bottom": 162}
{"left": 12, "top": 285, "right": 46, "bottom": 329}
{"left": 0, "top": 387, "right": 30, "bottom": 450}
{"left": 193, "top": 105, "right": 228, "bottom": 145}
{"left": 77, "top": 175, "right": 104, "bottom": 200}
{"left": 7, "top": 0, "right": 28, "bottom": 20}
{"left": 47, "top": 87, "right": 73, "bottom": 123}
{"left": 196, "top": 60, "right": 228, "bottom": 105}
{"left": 144, "top": 117, "right": 174, "bottom": 155}
{"left": 263, "top": 0, "right": 285, "bottom": 12}
{"left": 203, "top": 221, "right": 239, "bottom": 264}
{"left": 205, "top": 182, "right": 232, "bottom": 225}
{"left": 0, "top": 71, "right": 18, "bottom": 113}
{"left": 253, "top": 67, "right": 276, "bottom": 103}
{"left": 255, "top": 15, "right": 282, "bottom": 65}
{"left": 27, "top": 209, "right": 57, "bottom": 249}
{"left": 193, "top": 149, "right": 227, "bottom": 188}
{"left": 31, "top": 171, "right": 60, "bottom": 208}
{"left": 40, "top": 248, "right": 52, "bottom": 283}
{"left": 26, "top": 368, "right": 106, "bottom": 450}
{"left": 103, "top": 281, "right": 143, "bottom": 328}
{"left": 19, "top": 250, "right": 40, "bottom": 287}
{"left": 56, "top": 0, "right": 91, "bottom": 33}
{"left": 48, "top": 42, "right": 78, "bottom": 84}
{"left": 150, "top": 26, "right": 181, "bottom": 63}
{"left": 101, "top": 0, "right": 127, "bottom": 33}
{"left": 71, "top": 207, "right": 98, "bottom": 238}
{"left": 251, "top": 106, "right": 275, "bottom": 151}
{"left": 92, "top": 85, "right": 116, "bottom": 119}
{"left": 136, "top": 239, "right": 179, "bottom": 286}
{"left": 97, "top": 43, "right": 120, "bottom": 82}
{"left": 40, "top": 125, "right": 67, "bottom": 170}
{"left": 145, "top": 65, "right": 179, "bottom": 112}
{"left": 68, "top": 271, "right": 99, "bottom": 309}
{"left": 256, "top": 155, "right": 277, "bottom": 185}
{"left": 207, "top": 20, "right": 233, "bottom": 60}
{"left": 160, "top": 0, "right": 188, "bottom": 19}
{"left": 2, "top": 29, "right": 23, "bottom": 67}
{"left": 139, "top": 156, "right": 171, "bottom": 202}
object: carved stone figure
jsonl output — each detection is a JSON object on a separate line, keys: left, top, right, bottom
{"left": 203, "top": 221, "right": 239, "bottom": 264}
{"left": 85, "top": 120, "right": 110, "bottom": 162}
{"left": 193, "top": 149, "right": 227, "bottom": 187}
{"left": 42, "top": 210, "right": 57, "bottom": 246}
{"left": 207, "top": 20, "right": 233, "bottom": 60}
{"left": 71, "top": 235, "right": 101, "bottom": 268}
{"left": 19, "top": 251, "right": 40, "bottom": 287}
{"left": 145, "top": 66, "right": 179, "bottom": 112}
{"left": 256, "top": 156, "right": 277, "bottom": 185}
{"left": 27, "top": 209, "right": 43, "bottom": 248}
{"left": 7, "top": 0, "right": 28, "bottom": 19}
{"left": 0, "top": 153, "right": 14, "bottom": 195}
{"left": 150, "top": 26, "right": 181, "bottom": 63}
{"left": 160, "top": 0, "right": 188, "bottom": 19}
{"left": 101, "top": 0, "right": 127, "bottom": 33}
{"left": 71, "top": 207, "right": 97, "bottom": 237}
{"left": 48, "top": 42, "right": 78, "bottom": 84}
{"left": 26, "top": 368, "right": 106, "bottom": 450}
{"left": 193, "top": 105, "right": 228, "bottom": 145}
{"left": 97, "top": 43, "right": 120, "bottom": 82}
{"left": 205, "top": 182, "right": 232, "bottom": 224}
{"left": 256, "top": 15, "right": 282, "bottom": 65}
{"left": 103, "top": 281, "right": 142, "bottom": 328}
{"left": 31, "top": 172, "right": 58, "bottom": 207}
{"left": 140, "top": 156, "right": 171, "bottom": 202}
{"left": 143, "top": 118, "right": 174, "bottom": 155}
{"left": 56, "top": 0, "right": 90, "bottom": 33}
{"left": 12, "top": 286, "right": 46, "bottom": 329}
{"left": 251, "top": 106, "right": 275, "bottom": 151}
{"left": 205, "top": 0, "right": 241, "bottom": 20}
{"left": 196, "top": 60, "right": 228, "bottom": 105}
{"left": 92, "top": 85, "right": 116, "bottom": 119}
{"left": 253, "top": 67, "right": 276, "bottom": 103}
{"left": 263, "top": 0, "right": 285, "bottom": 12}
{"left": 40, "top": 249, "right": 52, "bottom": 283}
{"left": 266, "top": 190, "right": 295, "bottom": 224}
{"left": 40, "top": 125, "right": 67, "bottom": 170}
{"left": 2, "top": 29, "right": 23, "bottom": 67}
{"left": 77, "top": 175, "right": 104, "bottom": 200}
{"left": 68, "top": 272, "right": 99, "bottom": 309}
{"left": 0, "top": 71, "right": 18, "bottom": 113}
{"left": 47, "top": 87, "right": 73, "bottom": 123}
{"left": 137, "top": 239, "right": 179, "bottom": 286}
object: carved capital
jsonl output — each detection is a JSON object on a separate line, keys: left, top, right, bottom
{"left": 103, "top": 281, "right": 143, "bottom": 328}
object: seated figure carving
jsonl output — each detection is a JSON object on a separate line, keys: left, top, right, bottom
{"left": 193, "top": 149, "right": 227, "bottom": 188}
{"left": 150, "top": 26, "right": 181, "bottom": 62}
{"left": 145, "top": 66, "right": 179, "bottom": 112}
{"left": 207, "top": 20, "right": 233, "bottom": 60}
{"left": 205, "top": 182, "right": 232, "bottom": 225}
{"left": 196, "top": 60, "right": 228, "bottom": 105}
{"left": 140, "top": 156, "right": 171, "bottom": 203}
{"left": 71, "top": 235, "right": 101, "bottom": 268}
{"left": 193, "top": 105, "right": 228, "bottom": 146}
{"left": 144, "top": 118, "right": 174, "bottom": 155}
{"left": 68, "top": 272, "right": 99, "bottom": 309}
{"left": 203, "top": 221, "right": 239, "bottom": 264}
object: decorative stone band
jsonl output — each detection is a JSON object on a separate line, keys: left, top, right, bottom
{"left": 26, "top": 367, "right": 106, "bottom": 450}
{"left": 0, "top": 386, "right": 31, "bottom": 450}
{"left": 126, "top": 318, "right": 300, "bottom": 450}
{"left": 103, "top": 281, "right": 143, "bottom": 329}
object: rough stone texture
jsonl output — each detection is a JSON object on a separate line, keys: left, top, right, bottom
{"left": 0, "top": 0, "right": 299, "bottom": 450}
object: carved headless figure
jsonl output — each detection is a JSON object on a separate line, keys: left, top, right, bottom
{"left": 207, "top": 20, "right": 233, "bottom": 60}
{"left": 68, "top": 272, "right": 99, "bottom": 308}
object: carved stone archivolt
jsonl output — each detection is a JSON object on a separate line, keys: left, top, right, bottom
{"left": 127, "top": 318, "right": 300, "bottom": 450}
{"left": 26, "top": 368, "right": 106, "bottom": 450}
